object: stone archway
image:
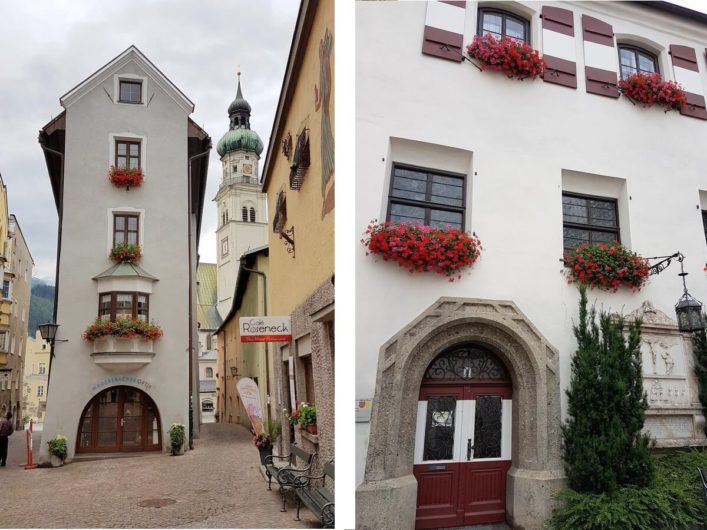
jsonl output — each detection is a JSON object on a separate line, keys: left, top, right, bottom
{"left": 356, "top": 298, "right": 566, "bottom": 530}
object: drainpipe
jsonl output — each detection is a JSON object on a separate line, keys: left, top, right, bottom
{"left": 239, "top": 259, "right": 270, "bottom": 420}
{"left": 187, "top": 143, "right": 211, "bottom": 449}
{"left": 37, "top": 137, "right": 64, "bottom": 400}
{"left": 221, "top": 329, "right": 227, "bottom": 422}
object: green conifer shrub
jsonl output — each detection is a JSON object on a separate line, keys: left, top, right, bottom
{"left": 692, "top": 328, "right": 707, "bottom": 436}
{"left": 562, "top": 285, "right": 653, "bottom": 494}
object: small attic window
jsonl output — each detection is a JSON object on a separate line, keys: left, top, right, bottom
{"left": 119, "top": 80, "right": 142, "bottom": 103}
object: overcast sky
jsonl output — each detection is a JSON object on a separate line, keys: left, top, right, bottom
{"left": 0, "top": 0, "right": 299, "bottom": 281}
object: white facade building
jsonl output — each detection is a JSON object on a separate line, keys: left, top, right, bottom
{"left": 214, "top": 75, "right": 268, "bottom": 318}
{"left": 38, "top": 46, "right": 210, "bottom": 461}
{"left": 356, "top": 2, "right": 707, "bottom": 529}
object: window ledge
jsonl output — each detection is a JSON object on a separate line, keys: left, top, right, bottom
{"left": 300, "top": 430, "right": 319, "bottom": 445}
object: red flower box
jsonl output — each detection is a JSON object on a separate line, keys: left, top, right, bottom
{"left": 617, "top": 73, "right": 687, "bottom": 112}
{"left": 466, "top": 34, "right": 544, "bottom": 80}
{"left": 110, "top": 243, "right": 142, "bottom": 264}
{"left": 563, "top": 241, "right": 650, "bottom": 292}
{"left": 109, "top": 166, "right": 144, "bottom": 189}
{"left": 362, "top": 220, "right": 482, "bottom": 281}
{"left": 82, "top": 318, "right": 163, "bottom": 341}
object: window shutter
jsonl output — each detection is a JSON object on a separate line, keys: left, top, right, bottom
{"left": 422, "top": 1, "right": 466, "bottom": 63}
{"left": 670, "top": 44, "right": 707, "bottom": 120}
{"left": 582, "top": 15, "right": 618, "bottom": 98}
{"left": 542, "top": 6, "right": 577, "bottom": 88}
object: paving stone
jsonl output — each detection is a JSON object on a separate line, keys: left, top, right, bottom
{"left": 2, "top": 423, "right": 320, "bottom": 528}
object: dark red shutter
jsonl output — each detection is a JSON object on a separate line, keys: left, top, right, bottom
{"left": 582, "top": 15, "right": 618, "bottom": 98}
{"left": 669, "top": 44, "right": 707, "bottom": 120}
{"left": 542, "top": 6, "right": 577, "bottom": 89}
{"left": 422, "top": 1, "right": 466, "bottom": 63}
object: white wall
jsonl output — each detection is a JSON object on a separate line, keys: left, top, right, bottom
{"left": 41, "top": 56, "right": 192, "bottom": 459}
{"left": 356, "top": 1, "right": 707, "bottom": 484}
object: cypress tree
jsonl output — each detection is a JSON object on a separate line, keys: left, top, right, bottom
{"left": 692, "top": 328, "right": 707, "bottom": 436}
{"left": 562, "top": 284, "right": 653, "bottom": 493}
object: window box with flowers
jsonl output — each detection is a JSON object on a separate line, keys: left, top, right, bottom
{"left": 617, "top": 73, "right": 687, "bottom": 112}
{"left": 109, "top": 165, "right": 144, "bottom": 190}
{"left": 110, "top": 243, "right": 142, "bottom": 264}
{"left": 563, "top": 241, "right": 650, "bottom": 292}
{"left": 466, "top": 34, "right": 544, "bottom": 80}
{"left": 362, "top": 220, "right": 483, "bottom": 281}
{"left": 83, "top": 318, "right": 163, "bottom": 370}
{"left": 288, "top": 401, "right": 318, "bottom": 434}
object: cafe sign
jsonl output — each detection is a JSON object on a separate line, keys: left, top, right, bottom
{"left": 239, "top": 316, "right": 292, "bottom": 342}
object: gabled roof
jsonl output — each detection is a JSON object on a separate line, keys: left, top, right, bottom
{"left": 92, "top": 262, "right": 158, "bottom": 281}
{"left": 59, "top": 45, "right": 194, "bottom": 114}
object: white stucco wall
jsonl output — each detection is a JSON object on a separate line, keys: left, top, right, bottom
{"left": 356, "top": 1, "right": 707, "bottom": 485}
{"left": 41, "top": 56, "right": 194, "bottom": 459}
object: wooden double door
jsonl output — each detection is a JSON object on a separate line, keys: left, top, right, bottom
{"left": 77, "top": 386, "right": 162, "bottom": 453}
{"left": 413, "top": 346, "right": 513, "bottom": 529}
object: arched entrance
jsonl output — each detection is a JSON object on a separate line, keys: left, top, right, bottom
{"left": 77, "top": 386, "right": 161, "bottom": 453}
{"left": 414, "top": 345, "right": 512, "bottom": 529}
{"left": 357, "top": 298, "right": 565, "bottom": 530}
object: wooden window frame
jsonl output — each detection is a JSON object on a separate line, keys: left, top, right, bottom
{"left": 617, "top": 45, "right": 659, "bottom": 80}
{"left": 562, "top": 192, "right": 620, "bottom": 254}
{"left": 477, "top": 8, "right": 530, "bottom": 43}
{"left": 118, "top": 80, "right": 142, "bottom": 104}
{"left": 97, "top": 292, "right": 150, "bottom": 322}
{"left": 249, "top": 207, "right": 256, "bottom": 223}
{"left": 113, "top": 213, "right": 140, "bottom": 247}
{"left": 386, "top": 163, "right": 467, "bottom": 230}
{"left": 114, "top": 140, "right": 141, "bottom": 170}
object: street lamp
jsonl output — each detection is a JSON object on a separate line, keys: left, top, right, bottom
{"left": 37, "top": 322, "right": 68, "bottom": 397}
{"left": 648, "top": 252, "right": 705, "bottom": 333}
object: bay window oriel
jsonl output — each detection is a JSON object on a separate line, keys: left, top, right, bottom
{"left": 98, "top": 292, "right": 149, "bottom": 321}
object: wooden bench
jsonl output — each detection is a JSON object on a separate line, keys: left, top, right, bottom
{"left": 293, "top": 460, "right": 334, "bottom": 528}
{"left": 699, "top": 468, "right": 707, "bottom": 504}
{"left": 264, "top": 444, "right": 316, "bottom": 512}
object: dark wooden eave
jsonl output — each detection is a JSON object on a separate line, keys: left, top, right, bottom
{"left": 188, "top": 118, "right": 211, "bottom": 248}
{"left": 38, "top": 111, "right": 66, "bottom": 212}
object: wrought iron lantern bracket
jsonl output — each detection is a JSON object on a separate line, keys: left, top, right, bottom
{"left": 279, "top": 226, "right": 295, "bottom": 258}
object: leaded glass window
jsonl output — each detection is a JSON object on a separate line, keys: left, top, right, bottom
{"left": 562, "top": 193, "right": 619, "bottom": 253}
{"left": 387, "top": 165, "right": 465, "bottom": 230}
{"left": 478, "top": 9, "right": 529, "bottom": 43}
{"left": 618, "top": 46, "right": 658, "bottom": 80}
{"left": 423, "top": 396, "right": 456, "bottom": 461}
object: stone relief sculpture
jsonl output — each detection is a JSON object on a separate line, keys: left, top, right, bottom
{"left": 660, "top": 349, "right": 675, "bottom": 375}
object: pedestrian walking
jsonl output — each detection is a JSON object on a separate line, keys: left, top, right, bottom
{"left": 0, "top": 411, "right": 13, "bottom": 466}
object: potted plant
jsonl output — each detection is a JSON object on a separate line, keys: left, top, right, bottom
{"left": 299, "top": 402, "right": 317, "bottom": 435}
{"left": 362, "top": 219, "right": 483, "bottom": 281}
{"left": 253, "top": 419, "right": 281, "bottom": 465}
{"left": 108, "top": 165, "right": 144, "bottom": 190}
{"left": 47, "top": 434, "right": 67, "bottom": 467}
{"left": 618, "top": 72, "right": 687, "bottom": 112}
{"left": 563, "top": 241, "right": 650, "bottom": 292}
{"left": 82, "top": 317, "right": 163, "bottom": 342}
{"left": 288, "top": 403, "right": 301, "bottom": 426}
{"left": 169, "top": 423, "right": 185, "bottom": 455}
{"left": 466, "top": 33, "right": 544, "bottom": 80}
{"left": 110, "top": 242, "right": 142, "bottom": 264}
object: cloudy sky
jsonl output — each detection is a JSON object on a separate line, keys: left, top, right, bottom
{"left": 0, "top": 0, "right": 299, "bottom": 280}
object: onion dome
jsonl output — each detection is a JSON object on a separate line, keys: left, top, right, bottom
{"left": 216, "top": 73, "right": 264, "bottom": 157}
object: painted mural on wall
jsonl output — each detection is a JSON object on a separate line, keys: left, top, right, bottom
{"left": 316, "top": 28, "right": 334, "bottom": 218}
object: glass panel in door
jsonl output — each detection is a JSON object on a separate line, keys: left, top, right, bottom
{"left": 97, "top": 388, "right": 119, "bottom": 448}
{"left": 473, "top": 396, "right": 502, "bottom": 458}
{"left": 121, "top": 388, "right": 144, "bottom": 448}
{"left": 423, "top": 395, "right": 457, "bottom": 461}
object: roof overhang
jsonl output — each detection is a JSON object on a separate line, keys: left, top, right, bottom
{"left": 38, "top": 111, "right": 66, "bottom": 213}
{"left": 188, "top": 119, "right": 212, "bottom": 248}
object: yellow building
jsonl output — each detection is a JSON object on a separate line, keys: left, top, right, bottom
{"left": 215, "top": 246, "right": 270, "bottom": 429}
{"left": 261, "top": 0, "right": 334, "bottom": 463}
{"left": 22, "top": 330, "right": 50, "bottom": 424}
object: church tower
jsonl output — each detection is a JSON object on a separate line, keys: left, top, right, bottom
{"left": 215, "top": 74, "right": 268, "bottom": 317}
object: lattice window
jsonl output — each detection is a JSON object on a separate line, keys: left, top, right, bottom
{"left": 423, "top": 346, "right": 509, "bottom": 381}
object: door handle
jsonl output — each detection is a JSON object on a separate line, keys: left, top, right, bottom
{"left": 467, "top": 438, "right": 472, "bottom": 460}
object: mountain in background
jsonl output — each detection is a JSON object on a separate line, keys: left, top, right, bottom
{"left": 29, "top": 278, "right": 55, "bottom": 337}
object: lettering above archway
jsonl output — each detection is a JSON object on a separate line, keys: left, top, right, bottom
{"left": 423, "top": 345, "right": 509, "bottom": 381}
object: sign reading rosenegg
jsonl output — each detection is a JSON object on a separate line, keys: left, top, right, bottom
{"left": 239, "top": 316, "right": 292, "bottom": 342}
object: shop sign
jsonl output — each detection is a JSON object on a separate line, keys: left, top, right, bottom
{"left": 236, "top": 377, "right": 264, "bottom": 435}
{"left": 91, "top": 375, "right": 152, "bottom": 394}
{"left": 356, "top": 398, "right": 373, "bottom": 423}
{"left": 239, "top": 316, "right": 292, "bottom": 342}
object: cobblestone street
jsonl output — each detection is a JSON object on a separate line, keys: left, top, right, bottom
{"left": 2, "top": 423, "right": 319, "bottom": 528}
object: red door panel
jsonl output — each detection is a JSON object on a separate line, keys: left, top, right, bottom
{"left": 460, "top": 460, "right": 512, "bottom": 525}
{"left": 413, "top": 462, "right": 462, "bottom": 529}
